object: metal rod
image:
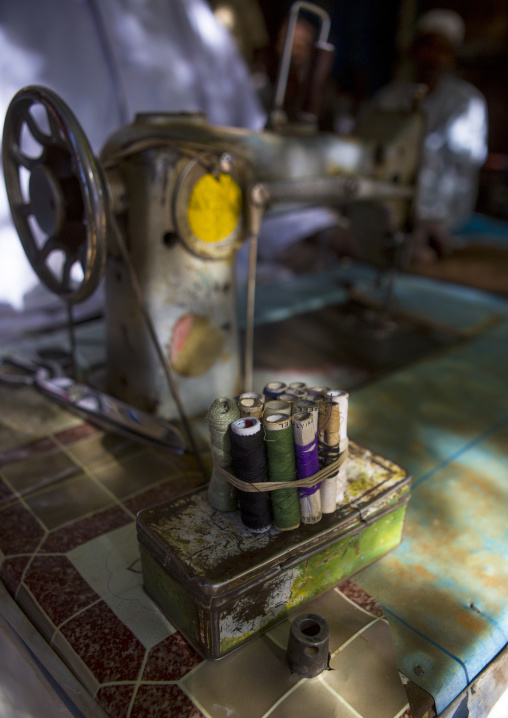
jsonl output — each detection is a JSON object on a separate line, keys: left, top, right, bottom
{"left": 66, "top": 301, "right": 79, "bottom": 379}
{"left": 244, "top": 233, "right": 258, "bottom": 392}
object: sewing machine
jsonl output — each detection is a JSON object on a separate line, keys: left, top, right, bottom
{"left": 1, "top": 5, "right": 508, "bottom": 715}
{"left": 1, "top": 0, "right": 423, "bottom": 422}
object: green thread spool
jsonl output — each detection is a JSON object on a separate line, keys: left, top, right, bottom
{"left": 208, "top": 396, "right": 240, "bottom": 511}
{"left": 263, "top": 413, "right": 301, "bottom": 531}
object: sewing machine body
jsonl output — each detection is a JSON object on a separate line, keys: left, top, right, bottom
{"left": 99, "top": 109, "right": 423, "bottom": 417}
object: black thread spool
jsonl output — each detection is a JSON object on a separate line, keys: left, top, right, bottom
{"left": 286, "top": 614, "right": 330, "bottom": 678}
{"left": 230, "top": 417, "right": 272, "bottom": 532}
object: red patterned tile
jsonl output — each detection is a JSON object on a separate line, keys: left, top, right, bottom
{"left": 54, "top": 422, "right": 100, "bottom": 444}
{"left": 143, "top": 632, "right": 202, "bottom": 682}
{"left": 24, "top": 555, "right": 100, "bottom": 626}
{"left": 0, "top": 436, "right": 56, "bottom": 469}
{"left": 61, "top": 601, "right": 146, "bottom": 683}
{"left": 338, "top": 579, "right": 384, "bottom": 617}
{"left": 0, "top": 503, "right": 45, "bottom": 555}
{"left": 0, "top": 556, "right": 30, "bottom": 596}
{"left": 39, "top": 506, "right": 132, "bottom": 554}
{"left": 123, "top": 472, "right": 206, "bottom": 515}
{"left": 131, "top": 684, "right": 203, "bottom": 718}
{"left": 96, "top": 684, "right": 135, "bottom": 718}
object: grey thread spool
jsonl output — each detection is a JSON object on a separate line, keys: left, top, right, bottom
{"left": 286, "top": 614, "right": 330, "bottom": 677}
{"left": 207, "top": 396, "right": 239, "bottom": 512}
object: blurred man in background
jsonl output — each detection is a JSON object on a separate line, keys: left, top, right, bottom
{"left": 374, "top": 9, "right": 488, "bottom": 262}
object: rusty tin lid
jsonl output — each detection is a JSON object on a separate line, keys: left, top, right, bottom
{"left": 136, "top": 442, "right": 411, "bottom": 600}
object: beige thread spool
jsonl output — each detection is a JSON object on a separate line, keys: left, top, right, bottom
{"left": 238, "top": 391, "right": 265, "bottom": 405}
{"left": 239, "top": 397, "right": 264, "bottom": 419}
{"left": 325, "top": 390, "right": 349, "bottom": 505}
{"left": 264, "top": 399, "right": 292, "bottom": 417}
{"left": 317, "top": 397, "right": 341, "bottom": 513}
{"left": 294, "top": 398, "right": 319, "bottom": 427}
{"left": 278, "top": 393, "right": 300, "bottom": 407}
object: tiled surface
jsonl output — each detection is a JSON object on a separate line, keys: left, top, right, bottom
{"left": 352, "top": 319, "right": 508, "bottom": 713}
{"left": 0, "top": 402, "right": 410, "bottom": 718}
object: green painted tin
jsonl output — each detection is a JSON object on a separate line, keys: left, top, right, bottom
{"left": 137, "top": 442, "right": 411, "bottom": 659}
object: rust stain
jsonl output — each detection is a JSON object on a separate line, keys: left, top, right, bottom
{"left": 169, "top": 314, "right": 224, "bottom": 377}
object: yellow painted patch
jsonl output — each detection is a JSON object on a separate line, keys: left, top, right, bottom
{"left": 187, "top": 173, "right": 241, "bottom": 243}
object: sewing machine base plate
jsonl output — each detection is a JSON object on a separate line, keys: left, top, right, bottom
{"left": 137, "top": 442, "right": 411, "bottom": 659}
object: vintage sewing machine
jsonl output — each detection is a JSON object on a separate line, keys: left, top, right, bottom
{"left": 1, "top": 4, "right": 423, "bottom": 422}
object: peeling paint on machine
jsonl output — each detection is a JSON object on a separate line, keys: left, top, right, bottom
{"left": 137, "top": 442, "right": 411, "bottom": 658}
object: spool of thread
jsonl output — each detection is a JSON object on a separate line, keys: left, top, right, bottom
{"left": 294, "top": 398, "right": 318, "bottom": 427}
{"left": 238, "top": 391, "right": 265, "bottom": 405}
{"left": 207, "top": 397, "right": 240, "bottom": 512}
{"left": 292, "top": 410, "right": 322, "bottom": 524}
{"left": 288, "top": 382, "right": 307, "bottom": 392}
{"left": 287, "top": 388, "right": 307, "bottom": 399}
{"left": 324, "top": 390, "right": 349, "bottom": 504}
{"left": 263, "top": 413, "right": 300, "bottom": 531}
{"left": 317, "top": 396, "right": 341, "bottom": 513}
{"left": 263, "top": 382, "right": 287, "bottom": 400}
{"left": 230, "top": 418, "right": 272, "bottom": 532}
{"left": 324, "top": 390, "right": 349, "bottom": 449}
{"left": 264, "top": 399, "right": 292, "bottom": 417}
{"left": 239, "top": 397, "right": 264, "bottom": 419}
{"left": 307, "top": 386, "right": 330, "bottom": 399}
{"left": 278, "top": 393, "right": 300, "bottom": 405}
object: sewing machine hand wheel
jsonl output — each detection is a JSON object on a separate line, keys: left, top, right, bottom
{"left": 2, "top": 85, "right": 107, "bottom": 303}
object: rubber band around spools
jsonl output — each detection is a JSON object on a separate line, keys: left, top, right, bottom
{"left": 215, "top": 448, "right": 347, "bottom": 493}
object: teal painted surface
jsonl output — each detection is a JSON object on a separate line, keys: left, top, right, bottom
{"left": 350, "top": 297, "right": 508, "bottom": 713}
{"left": 239, "top": 260, "right": 508, "bottom": 330}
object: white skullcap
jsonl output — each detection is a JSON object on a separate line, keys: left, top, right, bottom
{"left": 416, "top": 9, "right": 465, "bottom": 48}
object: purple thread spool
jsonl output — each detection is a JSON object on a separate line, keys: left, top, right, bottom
{"left": 292, "top": 410, "right": 322, "bottom": 524}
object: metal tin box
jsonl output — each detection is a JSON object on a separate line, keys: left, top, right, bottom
{"left": 137, "top": 442, "right": 411, "bottom": 659}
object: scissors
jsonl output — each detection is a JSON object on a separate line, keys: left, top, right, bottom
{"left": 0, "top": 355, "right": 186, "bottom": 454}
